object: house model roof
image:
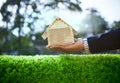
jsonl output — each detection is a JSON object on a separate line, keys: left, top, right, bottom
{"left": 42, "top": 17, "right": 77, "bottom": 40}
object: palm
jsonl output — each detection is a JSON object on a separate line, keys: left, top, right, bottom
{"left": 48, "top": 39, "right": 84, "bottom": 53}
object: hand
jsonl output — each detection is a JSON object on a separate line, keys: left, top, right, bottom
{"left": 47, "top": 38, "right": 84, "bottom": 53}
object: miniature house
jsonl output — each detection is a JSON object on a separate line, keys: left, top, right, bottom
{"left": 42, "top": 17, "right": 78, "bottom": 46}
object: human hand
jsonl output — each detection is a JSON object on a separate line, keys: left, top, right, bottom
{"left": 47, "top": 38, "right": 84, "bottom": 53}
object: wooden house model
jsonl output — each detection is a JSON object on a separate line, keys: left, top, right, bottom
{"left": 41, "top": 17, "right": 78, "bottom": 46}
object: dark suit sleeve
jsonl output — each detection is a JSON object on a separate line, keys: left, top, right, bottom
{"left": 87, "top": 28, "right": 120, "bottom": 53}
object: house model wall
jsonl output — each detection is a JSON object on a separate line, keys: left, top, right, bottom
{"left": 42, "top": 17, "right": 77, "bottom": 46}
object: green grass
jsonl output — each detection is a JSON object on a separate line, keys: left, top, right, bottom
{"left": 0, "top": 54, "right": 120, "bottom": 83}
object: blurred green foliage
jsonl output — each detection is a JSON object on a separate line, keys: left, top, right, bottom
{"left": 112, "top": 21, "right": 120, "bottom": 29}
{"left": 78, "top": 8, "right": 108, "bottom": 35}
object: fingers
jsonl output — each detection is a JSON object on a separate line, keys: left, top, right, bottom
{"left": 47, "top": 45, "right": 62, "bottom": 49}
{"left": 47, "top": 45, "right": 74, "bottom": 53}
{"left": 46, "top": 41, "right": 83, "bottom": 53}
{"left": 47, "top": 45, "right": 65, "bottom": 52}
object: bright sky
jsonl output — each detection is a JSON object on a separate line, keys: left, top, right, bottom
{"left": 80, "top": 0, "right": 120, "bottom": 24}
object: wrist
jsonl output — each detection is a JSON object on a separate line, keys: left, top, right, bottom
{"left": 83, "top": 38, "right": 90, "bottom": 54}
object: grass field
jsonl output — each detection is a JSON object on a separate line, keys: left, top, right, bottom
{"left": 0, "top": 54, "right": 120, "bottom": 83}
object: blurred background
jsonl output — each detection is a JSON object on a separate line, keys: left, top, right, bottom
{"left": 0, "top": 0, "right": 120, "bottom": 55}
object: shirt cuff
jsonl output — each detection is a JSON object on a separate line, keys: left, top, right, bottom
{"left": 83, "top": 38, "right": 90, "bottom": 54}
